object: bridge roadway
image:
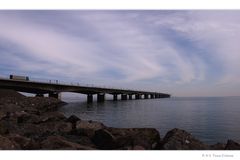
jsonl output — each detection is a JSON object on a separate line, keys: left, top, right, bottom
{"left": 0, "top": 78, "right": 170, "bottom": 103}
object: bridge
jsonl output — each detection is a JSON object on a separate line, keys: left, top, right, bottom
{"left": 0, "top": 77, "right": 170, "bottom": 103}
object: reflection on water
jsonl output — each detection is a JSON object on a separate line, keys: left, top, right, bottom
{"left": 58, "top": 97, "right": 240, "bottom": 144}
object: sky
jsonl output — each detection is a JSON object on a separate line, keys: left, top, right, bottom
{"left": 0, "top": 10, "right": 240, "bottom": 97}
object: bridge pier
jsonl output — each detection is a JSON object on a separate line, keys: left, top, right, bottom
{"left": 128, "top": 95, "right": 132, "bottom": 100}
{"left": 164, "top": 94, "right": 170, "bottom": 98}
{"left": 49, "top": 92, "right": 60, "bottom": 99}
{"left": 144, "top": 94, "right": 149, "bottom": 99}
{"left": 87, "top": 94, "right": 93, "bottom": 103}
{"left": 113, "top": 94, "right": 118, "bottom": 101}
{"left": 97, "top": 93, "right": 105, "bottom": 102}
{"left": 155, "top": 94, "right": 159, "bottom": 98}
{"left": 135, "top": 94, "right": 139, "bottom": 99}
{"left": 121, "top": 94, "right": 127, "bottom": 100}
{"left": 135, "top": 94, "right": 141, "bottom": 99}
{"left": 36, "top": 93, "right": 44, "bottom": 97}
{"left": 150, "top": 94, "right": 154, "bottom": 99}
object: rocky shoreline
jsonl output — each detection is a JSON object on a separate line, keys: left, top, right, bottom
{"left": 0, "top": 89, "right": 239, "bottom": 150}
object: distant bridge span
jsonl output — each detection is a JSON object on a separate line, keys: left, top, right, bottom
{"left": 0, "top": 78, "right": 170, "bottom": 102}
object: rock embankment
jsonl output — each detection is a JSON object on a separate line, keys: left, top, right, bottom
{"left": 0, "top": 89, "right": 239, "bottom": 150}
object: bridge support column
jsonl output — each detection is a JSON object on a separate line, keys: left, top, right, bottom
{"left": 121, "top": 94, "right": 127, "bottom": 100}
{"left": 150, "top": 94, "right": 154, "bottom": 99}
{"left": 36, "top": 93, "right": 44, "bottom": 97}
{"left": 97, "top": 93, "right": 105, "bottom": 102}
{"left": 49, "top": 92, "right": 60, "bottom": 99}
{"left": 135, "top": 94, "right": 140, "bottom": 99}
{"left": 128, "top": 95, "right": 132, "bottom": 100}
{"left": 155, "top": 94, "right": 159, "bottom": 98}
{"left": 165, "top": 94, "right": 170, "bottom": 98}
{"left": 87, "top": 94, "right": 93, "bottom": 103}
{"left": 113, "top": 94, "right": 118, "bottom": 101}
{"left": 144, "top": 94, "right": 149, "bottom": 99}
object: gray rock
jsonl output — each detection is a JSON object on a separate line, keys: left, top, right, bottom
{"left": 41, "top": 135, "right": 95, "bottom": 150}
{"left": 38, "top": 121, "right": 73, "bottom": 135}
{"left": 62, "top": 134, "right": 96, "bottom": 148}
{"left": 133, "top": 145, "right": 145, "bottom": 150}
{"left": 107, "top": 128, "right": 160, "bottom": 150}
{"left": 92, "top": 129, "right": 117, "bottom": 149}
{"left": 0, "top": 104, "right": 22, "bottom": 113}
{"left": 76, "top": 120, "right": 106, "bottom": 130}
{"left": 66, "top": 115, "right": 80, "bottom": 130}
{"left": 0, "top": 135, "right": 20, "bottom": 150}
{"left": 75, "top": 120, "right": 106, "bottom": 138}
{"left": 25, "top": 97, "right": 65, "bottom": 113}
{"left": 0, "top": 112, "right": 5, "bottom": 120}
{"left": 37, "top": 111, "right": 66, "bottom": 123}
{"left": 1, "top": 121, "right": 72, "bottom": 139}
{"left": 13, "top": 111, "right": 39, "bottom": 124}
{"left": 7, "top": 134, "right": 40, "bottom": 149}
{"left": 210, "top": 143, "right": 226, "bottom": 150}
{"left": 66, "top": 115, "right": 80, "bottom": 124}
{"left": 160, "top": 128, "right": 209, "bottom": 150}
{"left": 15, "top": 123, "right": 41, "bottom": 138}
{"left": 0, "top": 120, "right": 19, "bottom": 135}
{"left": 225, "top": 140, "right": 240, "bottom": 150}
{"left": 0, "top": 89, "right": 25, "bottom": 99}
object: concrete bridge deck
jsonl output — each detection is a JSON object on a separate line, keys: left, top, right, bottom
{"left": 0, "top": 78, "right": 170, "bottom": 102}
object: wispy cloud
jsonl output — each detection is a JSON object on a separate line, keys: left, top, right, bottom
{"left": 0, "top": 11, "right": 240, "bottom": 96}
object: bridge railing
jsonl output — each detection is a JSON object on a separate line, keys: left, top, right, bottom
{"left": 28, "top": 77, "right": 138, "bottom": 91}
{"left": 0, "top": 74, "right": 150, "bottom": 93}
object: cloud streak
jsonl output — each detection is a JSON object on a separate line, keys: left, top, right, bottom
{"left": 0, "top": 11, "right": 240, "bottom": 96}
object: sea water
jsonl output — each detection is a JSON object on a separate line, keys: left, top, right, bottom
{"left": 59, "top": 97, "right": 240, "bottom": 144}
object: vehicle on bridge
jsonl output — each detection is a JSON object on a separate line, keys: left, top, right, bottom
{"left": 9, "top": 75, "right": 29, "bottom": 81}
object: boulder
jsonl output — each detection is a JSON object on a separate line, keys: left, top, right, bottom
{"left": 0, "top": 110, "right": 72, "bottom": 139}
{"left": 26, "top": 97, "right": 65, "bottom": 113}
{"left": 133, "top": 145, "right": 145, "bottom": 150}
{"left": 1, "top": 121, "right": 71, "bottom": 139}
{"left": 14, "top": 111, "right": 66, "bottom": 124}
{"left": 76, "top": 120, "right": 106, "bottom": 130}
{"left": 160, "top": 128, "right": 209, "bottom": 150}
{"left": 15, "top": 123, "right": 41, "bottom": 138}
{"left": 0, "top": 112, "right": 5, "bottom": 120}
{"left": 0, "top": 110, "right": 38, "bottom": 124}
{"left": 225, "top": 140, "right": 240, "bottom": 150}
{"left": 8, "top": 111, "right": 39, "bottom": 124}
{"left": 0, "top": 104, "right": 22, "bottom": 113}
{"left": 210, "top": 143, "right": 226, "bottom": 150}
{"left": 92, "top": 129, "right": 117, "bottom": 149}
{"left": 38, "top": 121, "right": 73, "bottom": 135}
{"left": 41, "top": 135, "right": 95, "bottom": 150}
{"left": 106, "top": 128, "right": 160, "bottom": 149}
{"left": 67, "top": 115, "right": 80, "bottom": 124}
{"left": 66, "top": 115, "right": 80, "bottom": 129}
{"left": 0, "top": 135, "right": 20, "bottom": 149}
{"left": 37, "top": 111, "right": 66, "bottom": 123}
{"left": 75, "top": 120, "right": 106, "bottom": 138}
{"left": 62, "top": 134, "right": 96, "bottom": 148}
{"left": 0, "top": 89, "right": 25, "bottom": 99}
{"left": 7, "top": 134, "right": 40, "bottom": 149}
{"left": 0, "top": 120, "right": 19, "bottom": 135}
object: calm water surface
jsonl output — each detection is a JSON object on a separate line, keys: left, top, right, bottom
{"left": 59, "top": 97, "right": 240, "bottom": 144}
